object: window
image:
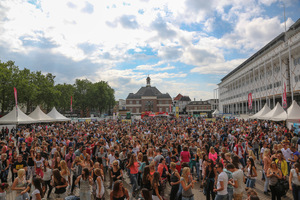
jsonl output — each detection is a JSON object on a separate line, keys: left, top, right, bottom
{"left": 130, "top": 100, "right": 132, "bottom": 104}
{"left": 159, "top": 107, "right": 162, "bottom": 112}
{"left": 136, "top": 100, "right": 139, "bottom": 104}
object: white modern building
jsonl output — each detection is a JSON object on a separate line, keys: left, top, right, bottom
{"left": 218, "top": 18, "right": 300, "bottom": 115}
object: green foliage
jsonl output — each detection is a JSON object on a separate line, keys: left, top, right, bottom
{"left": 0, "top": 60, "right": 116, "bottom": 116}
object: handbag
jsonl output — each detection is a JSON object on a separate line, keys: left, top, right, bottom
{"left": 203, "top": 168, "right": 213, "bottom": 189}
{"left": 274, "top": 179, "right": 289, "bottom": 197}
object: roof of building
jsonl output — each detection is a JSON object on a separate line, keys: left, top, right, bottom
{"left": 221, "top": 18, "right": 300, "bottom": 83}
{"left": 187, "top": 101, "right": 211, "bottom": 105}
{"left": 174, "top": 94, "right": 183, "bottom": 100}
{"left": 126, "top": 86, "right": 171, "bottom": 99}
{"left": 180, "top": 96, "right": 191, "bottom": 101}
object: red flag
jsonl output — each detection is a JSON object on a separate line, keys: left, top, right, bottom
{"left": 283, "top": 83, "right": 287, "bottom": 109}
{"left": 14, "top": 87, "right": 18, "bottom": 106}
{"left": 248, "top": 93, "right": 252, "bottom": 109}
{"left": 70, "top": 96, "right": 73, "bottom": 112}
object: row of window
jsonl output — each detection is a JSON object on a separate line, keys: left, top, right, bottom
{"left": 128, "top": 100, "right": 171, "bottom": 104}
{"left": 295, "top": 75, "right": 300, "bottom": 82}
{"left": 128, "top": 108, "right": 169, "bottom": 113}
{"left": 220, "top": 81, "right": 282, "bottom": 103}
{"left": 294, "top": 57, "right": 300, "bottom": 66}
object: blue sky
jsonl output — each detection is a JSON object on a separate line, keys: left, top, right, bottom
{"left": 0, "top": 0, "right": 299, "bottom": 100}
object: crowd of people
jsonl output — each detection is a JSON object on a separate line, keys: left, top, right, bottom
{"left": 0, "top": 116, "right": 299, "bottom": 200}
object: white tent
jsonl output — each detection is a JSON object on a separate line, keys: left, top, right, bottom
{"left": 287, "top": 100, "right": 300, "bottom": 120}
{"left": 47, "top": 107, "right": 70, "bottom": 121}
{"left": 0, "top": 106, "right": 36, "bottom": 124}
{"left": 270, "top": 103, "right": 287, "bottom": 121}
{"left": 259, "top": 102, "right": 285, "bottom": 120}
{"left": 212, "top": 109, "right": 220, "bottom": 115}
{"left": 29, "top": 106, "right": 55, "bottom": 122}
{"left": 249, "top": 104, "right": 271, "bottom": 119}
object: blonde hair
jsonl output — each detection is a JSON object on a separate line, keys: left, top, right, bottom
{"left": 263, "top": 148, "right": 270, "bottom": 157}
{"left": 170, "top": 162, "right": 176, "bottom": 169}
{"left": 112, "top": 160, "right": 120, "bottom": 169}
{"left": 181, "top": 167, "right": 190, "bottom": 177}
{"left": 209, "top": 147, "right": 215, "bottom": 153}
{"left": 1, "top": 153, "right": 7, "bottom": 159}
{"left": 60, "top": 160, "right": 69, "bottom": 173}
{"left": 18, "top": 169, "right": 25, "bottom": 178}
{"left": 248, "top": 150, "right": 256, "bottom": 161}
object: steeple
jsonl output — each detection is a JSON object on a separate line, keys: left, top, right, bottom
{"left": 146, "top": 75, "right": 151, "bottom": 87}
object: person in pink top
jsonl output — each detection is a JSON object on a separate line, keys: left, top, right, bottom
{"left": 126, "top": 154, "right": 140, "bottom": 197}
{"left": 180, "top": 146, "right": 191, "bottom": 164}
{"left": 208, "top": 147, "right": 218, "bottom": 164}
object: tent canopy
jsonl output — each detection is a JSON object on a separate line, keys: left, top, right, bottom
{"left": 212, "top": 109, "right": 220, "bottom": 115}
{"left": 287, "top": 100, "right": 300, "bottom": 120}
{"left": 259, "top": 102, "right": 285, "bottom": 120}
{"left": 29, "top": 106, "right": 55, "bottom": 122}
{"left": 0, "top": 106, "right": 36, "bottom": 124}
{"left": 249, "top": 104, "right": 271, "bottom": 119}
{"left": 47, "top": 107, "right": 70, "bottom": 121}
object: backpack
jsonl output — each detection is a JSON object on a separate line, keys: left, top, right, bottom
{"left": 118, "top": 159, "right": 125, "bottom": 170}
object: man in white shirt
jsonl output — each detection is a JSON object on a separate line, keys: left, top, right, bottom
{"left": 108, "top": 149, "right": 116, "bottom": 188}
{"left": 281, "top": 143, "right": 293, "bottom": 174}
{"left": 214, "top": 162, "right": 228, "bottom": 200}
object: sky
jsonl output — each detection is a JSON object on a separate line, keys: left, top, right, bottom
{"left": 0, "top": 0, "right": 299, "bottom": 101}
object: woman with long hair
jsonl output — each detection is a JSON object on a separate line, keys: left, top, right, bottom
{"left": 75, "top": 167, "right": 93, "bottom": 200}
{"left": 94, "top": 168, "right": 105, "bottom": 200}
{"left": 142, "top": 166, "right": 152, "bottom": 191}
{"left": 60, "top": 160, "right": 70, "bottom": 189}
{"left": 208, "top": 147, "right": 218, "bottom": 164}
{"left": 42, "top": 160, "right": 52, "bottom": 199}
{"left": 31, "top": 177, "right": 44, "bottom": 200}
{"left": 289, "top": 162, "right": 300, "bottom": 200}
{"left": 70, "top": 156, "right": 83, "bottom": 195}
{"left": 180, "top": 167, "right": 197, "bottom": 200}
{"left": 152, "top": 172, "right": 163, "bottom": 200}
{"left": 245, "top": 157, "right": 257, "bottom": 190}
{"left": 126, "top": 154, "right": 139, "bottom": 197}
{"left": 139, "top": 154, "right": 149, "bottom": 187}
{"left": 267, "top": 161, "right": 282, "bottom": 200}
{"left": 52, "top": 151, "right": 61, "bottom": 170}
{"left": 263, "top": 148, "right": 271, "bottom": 195}
{"left": 110, "top": 180, "right": 129, "bottom": 200}
{"left": 111, "top": 160, "right": 123, "bottom": 185}
{"left": 11, "top": 169, "right": 30, "bottom": 200}
{"left": 203, "top": 159, "right": 217, "bottom": 200}
{"left": 52, "top": 168, "right": 68, "bottom": 199}
{"left": 170, "top": 162, "right": 181, "bottom": 200}
{"left": 34, "top": 153, "right": 44, "bottom": 178}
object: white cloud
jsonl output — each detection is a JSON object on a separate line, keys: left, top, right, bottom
{"left": 0, "top": 0, "right": 298, "bottom": 100}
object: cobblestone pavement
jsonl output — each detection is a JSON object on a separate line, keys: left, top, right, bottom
{"left": 4, "top": 160, "right": 293, "bottom": 200}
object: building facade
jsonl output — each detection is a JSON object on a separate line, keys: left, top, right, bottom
{"left": 173, "top": 94, "right": 191, "bottom": 114}
{"left": 218, "top": 19, "right": 300, "bottom": 114}
{"left": 126, "top": 77, "right": 172, "bottom": 115}
{"left": 186, "top": 100, "right": 212, "bottom": 116}
{"left": 207, "top": 99, "right": 219, "bottom": 111}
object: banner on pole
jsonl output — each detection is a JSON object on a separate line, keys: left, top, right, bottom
{"left": 14, "top": 87, "right": 18, "bottom": 118}
{"left": 14, "top": 87, "right": 18, "bottom": 106}
{"left": 248, "top": 93, "right": 252, "bottom": 109}
{"left": 283, "top": 83, "right": 287, "bottom": 109}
